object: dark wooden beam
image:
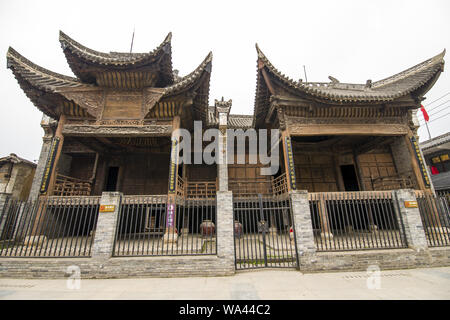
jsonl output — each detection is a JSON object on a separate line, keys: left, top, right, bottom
{"left": 354, "top": 136, "right": 396, "bottom": 155}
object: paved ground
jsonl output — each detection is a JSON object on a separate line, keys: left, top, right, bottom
{"left": 0, "top": 266, "right": 449, "bottom": 299}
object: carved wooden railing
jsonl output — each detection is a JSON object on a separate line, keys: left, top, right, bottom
{"left": 229, "top": 179, "right": 272, "bottom": 197}
{"left": 271, "top": 173, "right": 288, "bottom": 195}
{"left": 176, "top": 175, "right": 185, "bottom": 198}
{"left": 229, "top": 174, "right": 288, "bottom": 197}
{"left": 371, "top": 176, "right": 413, "bottom": 191}
{"left": 53, "top": 174, "right": 92, "bottom": 196}
{"left": 185, "top": 181, "right": 217, "bottom": 199}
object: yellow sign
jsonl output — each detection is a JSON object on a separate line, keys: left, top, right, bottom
{"left": 40, "top": 137, "right": 60, "bottom": 194}
{"left": 404, "top": 201, "right": 418, "bottom": 208}
{"left": 285, "top": 137, "right": 297, "bottom": 190}
{"left": 99, "top": 205, "right": 116, "bottom": 212}
{"left": 441, "top": 154, "right": 449, "bottom": 161}
{"left": 432, "top": 156, "right": 441, "bottom": 163}
{"left": 410, "top": 137, "right": 430, "bottom": 188}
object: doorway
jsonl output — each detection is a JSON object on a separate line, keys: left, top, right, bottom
{"left": 105, "top": 166, "right": 120, "bottom": 191}
{"left": 340, "top": 165, "right": 359, "bottom": 191}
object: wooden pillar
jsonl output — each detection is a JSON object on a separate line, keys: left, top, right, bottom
{"left": 30, "top": 114, "right": 66, "bottom": 236}
{"left": 46, "top": 114, "right": 66, "bottom": 196}
{"left": 404, "top": 134, "right": 427, "bottom": 191}
{"left": 333, "top": 155, "right": 345, "bottom": 191}
{"left": 352, "top": 151, "right": 366, "bottom": 191}
{"left": 317, "top": 193, "right": 333, "bottom": 240}
{"left": 281, "top": 130, "right": 297, "bottom": 192}
{"left": 164, "top": 115, "right": 180, "bottom": 244}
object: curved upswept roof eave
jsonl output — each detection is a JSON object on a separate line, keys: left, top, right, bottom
{"left": 254, "top": 44, "right": 445, "bottom": 104}
{"left": 6, "top": 47, "right": 92, "bottom": 118}
{"left": 7, "top": 46, "right": 83, "bottom": 90}
{"left": 59, "top": 31, "right": 174, "bottom": 84}
{"left": 162, "top": 51, "right": 212, "bottom": 97}
{"left": 373, "top": 49, "right": 446, "bottom": 89}
{"left": 59, "top": 30, "right": 172, "bottom": 66}
{"left": 157, "top": 51, "right": 212, "bottom": 123}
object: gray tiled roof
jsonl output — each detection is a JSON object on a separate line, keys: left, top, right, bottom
{"left": 253, "top": 45, "right": 445, "bottom": 128}
{"left": 59, "top": 31, "right": 174, "bottom": 85}
{"left": 0, "top": 153, "right": 36, "bottom": 167}
{"left": 431, "top": 171, "right": 450, "bottom": 190}
{"left": 420, "top": 132, "right": 450, "bottom": 151}
{"left": 59, "top": 31, "right": 172, "bottom": 65}
{"left": 256, "top": 46, "right": 445, "bottom": 102}
{"left": 228, "top": 115, "right": 253, "bottom": 129}
{"left": 207, "top": 107, "right": 253, "bottom": 129}
{"left": 7, "top": 47, "right": 85, "bottom": 91}
{"left": 256, "top": 45, "right": 445, "bottom": 103}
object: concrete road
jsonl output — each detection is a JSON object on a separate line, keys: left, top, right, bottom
{"left": 0, "top": 267, "right": 449, "bottom": 300}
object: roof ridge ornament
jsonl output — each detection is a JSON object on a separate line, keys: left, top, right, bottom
{"left": 214, "top": 97, "right": 232, "bottom": 121}
{"left": 328, "top": 76, "right": 339, "bottom": 84}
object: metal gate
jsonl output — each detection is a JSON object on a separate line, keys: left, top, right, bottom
{"left": 233, "top": 194, "right": 298, "bottom": 270}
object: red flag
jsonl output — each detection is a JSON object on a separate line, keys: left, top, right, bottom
{"left": 421, "top": 104, "right": 429, "bottom": 122}
{"left": 431, "top": 166, "right": 439, "bottom": 175}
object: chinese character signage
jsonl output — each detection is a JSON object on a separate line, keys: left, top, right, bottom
{"left": 284, "top": 137, "right": 297, "bottom": 190}
{"left": 410, "top": 137, "right": 431, "bottom": 188}
{"left": 40, "top": 137, "right": 60, "bottom": 194}
{"left": 404, "top": 201, "right": 418, "bottom": 208}
{"left": 166, "top": 203, "right": 175, "bottom": 228}
{"left": 168, "top": 139, "right": 179, "bottom": 194}
{"left": 99, "top": 205, "right": 116, "bottom": 212}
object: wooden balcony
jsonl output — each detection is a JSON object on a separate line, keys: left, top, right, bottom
{"left": 176, "top": 177, "right": 217, "bottom": 199}
{"left": 53, "top": 174, "right": 92, "bottom": 196}
{"left": 370, "top": 176, "right": 413, "bottom": 191}
{"left": 230, "top": 173, "right": 288, "bottom": 197}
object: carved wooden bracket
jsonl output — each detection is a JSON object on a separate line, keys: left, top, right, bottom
{"left": 143, "top": 87, "right": 166, "bottom": 117}
{"left": 55, "top": 87, "right": 103, "bottom": 118}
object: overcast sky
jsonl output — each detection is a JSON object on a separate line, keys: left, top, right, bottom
{"left": 1, "top": 0, "right": 449, "bottom": 162}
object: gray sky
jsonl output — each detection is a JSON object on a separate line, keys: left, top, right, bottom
{"left": 1, "top": 0, "right": 449, "bottom": 162}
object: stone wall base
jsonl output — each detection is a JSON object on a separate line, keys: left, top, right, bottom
{"left": 1, "top": 248, "right": 449, "bottom": 279}
{"left": 299, "top": 247, "right": 450, "bottom": 273}
{"left": 0, "top": 256, "right": 235, "bottom": 279}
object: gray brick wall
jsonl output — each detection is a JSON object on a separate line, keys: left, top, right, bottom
{"left": 289, "top": 190, "right": 316, "bottom": 261}
{"left": 92, "top": 192, "right": 122, "bottom": 260}
{"left": 216, "top": 191, "right": 235, "bottom": 270}
{"left": 2, "top": 188, "right": 450, "bottom": 279}
{"left": 393, "top": 189, "right": 428, "bottom": 250}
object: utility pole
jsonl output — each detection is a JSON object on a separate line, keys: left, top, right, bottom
{"left": 129, "top": 27, "right": 135, "bottom": 53}
{"left": 303, "top": 65, "right": 308, "bottom": 83}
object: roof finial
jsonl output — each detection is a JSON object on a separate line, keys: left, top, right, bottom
{"left": 328, "top": 76, "right": 339, "bottom": 84}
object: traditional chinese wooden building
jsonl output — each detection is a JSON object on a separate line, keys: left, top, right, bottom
{"left": 253, "top": 45, "right": 445, "bottom": 194}
{"left": 2, "top": 32, "right": 448, "bottom": 266}
{"left": 7, "top": 32, "right": 217, "bottom": 200}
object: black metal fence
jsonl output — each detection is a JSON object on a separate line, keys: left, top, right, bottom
{"left": 233, "top": 195, "right": 298, "bottom": 270}
{"left": 309, "top": 192, "right": 408, "bottom": 251}
{"left": 0, "top": 196, "right": 100, "bottom": 257}
{"left": 113, "top": 195, "right": 217, "bottom": 256}
{"left": 417, "top": 194, "right": 450, "bottom": 247}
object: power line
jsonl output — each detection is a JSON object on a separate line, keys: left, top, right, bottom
{"left": 423, "top": 92, "right": 450, "bottom": 107}
{"left": 421, "top": 111, "right": 450, "bottom": 124}
{"left": 424, "top": 99, "right": 450, "bottom": 113}
{"left": 428, "top": 105, "right": 450, "bottom": 118}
